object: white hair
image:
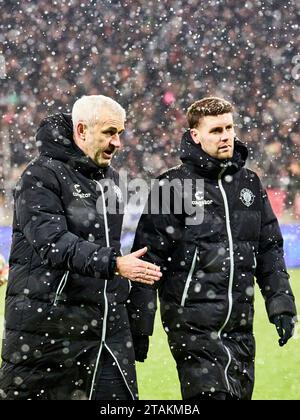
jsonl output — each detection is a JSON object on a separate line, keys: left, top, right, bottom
{"left": 72, "top": 95, "right": 126, "bottom": 128}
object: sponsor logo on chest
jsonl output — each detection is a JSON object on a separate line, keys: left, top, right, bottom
{"left": 192, "top": 190, "right": 213, "bottom": 207}
{"left": 72, "top": 184, "right": 91, "bottom": 198}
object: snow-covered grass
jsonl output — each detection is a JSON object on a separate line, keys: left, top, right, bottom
{"left": 0, "top": 270, "right": 299, "bottom": 400}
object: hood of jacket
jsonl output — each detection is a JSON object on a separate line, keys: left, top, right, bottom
{"left": 36, "top": 113, "right": 106, "bottom": 176}
{"left": 180, "top": 130, "right": 248, "bottom": 178}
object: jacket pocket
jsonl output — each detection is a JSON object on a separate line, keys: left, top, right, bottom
{"left": 180, "top": 247, "right": 198, "bottom": 307}
{"left": 53, "top": 271, "right": 69, "bottom": 306}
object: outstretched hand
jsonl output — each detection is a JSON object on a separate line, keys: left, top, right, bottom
{"left": 116, "top": 247, "right": 162, "bottom": 285}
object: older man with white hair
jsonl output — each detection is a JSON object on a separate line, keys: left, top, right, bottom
{"left": 0, "top": 95, "right": 161, "bottom": 400}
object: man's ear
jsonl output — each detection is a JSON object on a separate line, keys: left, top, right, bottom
{"left": 190, "top": 128, "right": 201, "bottom": 145}
{"left": 76, "top": 122, "right": 87, "bottom": 141}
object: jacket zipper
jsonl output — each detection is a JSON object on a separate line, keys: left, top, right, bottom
{"left": 53, "top": 271, "right": 69, "bottom": 306}
{"left": 89, "top": 178, "right": 135, "bottom": 400}
{"left": 217, "top": 166, "right": 234, "bottom": 393}
{"left": 88, "top": 179, "right": 109, "bottom": 400}
{"left": 104, "top": 343, "right": 135, "bottom": 400}
{"left": 181, "top": 247, "right": 198, "bottom": 307}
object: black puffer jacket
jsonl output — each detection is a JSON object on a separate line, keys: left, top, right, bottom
{"left": 0, "top": 114, "right": 138, "bottom": 400}
{"left": 132, "top": 131, "right": 297, "bottom": 400}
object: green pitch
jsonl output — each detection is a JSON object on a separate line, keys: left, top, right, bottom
{"left": 0, "top": 270, "right": 299, "bottom": 400}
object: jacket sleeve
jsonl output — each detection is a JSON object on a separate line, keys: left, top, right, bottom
{"left": 255, "top": 184, "right": 297, "bottom": 321}
{"left": 15, "top": 164, "right": 115, "bottom": 279}
{"left": 127, "top": 178, "right": 184, "bottom": 336}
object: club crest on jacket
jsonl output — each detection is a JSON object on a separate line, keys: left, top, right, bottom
{"left": 239, "top": 188, "right": 255, "bottom": 207}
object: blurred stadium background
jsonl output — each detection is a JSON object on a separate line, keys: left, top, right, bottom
{"left": 0, "top": 0, "right": 300, "bottom": 399}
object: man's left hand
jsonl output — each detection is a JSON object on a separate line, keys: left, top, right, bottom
{"left": 273, "top": 314, "right": 295, "bottom": 346}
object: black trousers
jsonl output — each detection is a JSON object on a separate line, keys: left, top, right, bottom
{"left": 94, "top": 349, "right": 132, "bottom": 400}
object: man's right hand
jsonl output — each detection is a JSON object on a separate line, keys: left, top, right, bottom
{"left": 116, "top": 247, "right": 162, "bottom": 285}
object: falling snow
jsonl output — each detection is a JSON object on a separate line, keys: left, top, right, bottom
{"left": 0, "top": 0, "right": 299, "bottom": 401}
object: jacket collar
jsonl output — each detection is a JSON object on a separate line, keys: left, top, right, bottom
{"left": 179, "top": 130, "right": 248, "bottom": 179}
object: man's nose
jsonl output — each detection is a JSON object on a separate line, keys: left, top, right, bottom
{"left": 110, "top": 134, "right": 121, "bottom": 148}
{"left": 220, "top": 130, "right": 229, "bottom": 142}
